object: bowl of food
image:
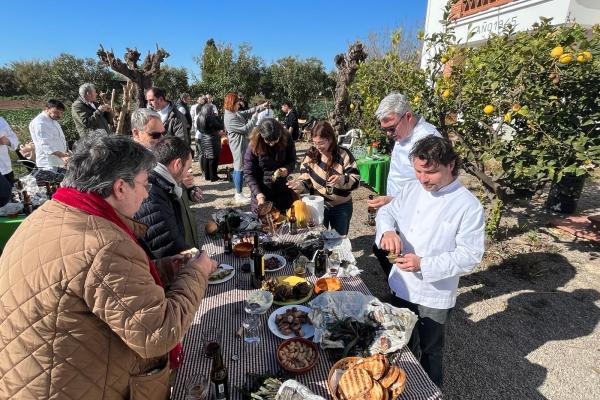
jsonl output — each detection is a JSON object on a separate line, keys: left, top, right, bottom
{"left": 276, "top": 337, "right": 319, "bottom": 374}
{"left": 314, "top": 277, "right": 342, "bottom": 294}
{"left": 233, "top": 242, "right": 253, "bottom": 258}
{"left": 246, "top": 290, "right": 274, "bottom": 314}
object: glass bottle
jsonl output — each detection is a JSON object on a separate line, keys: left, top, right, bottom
{"left": 252, "top": 233, "right": 264, "bottom": 288}
{"left": 22, "top": 190, "right": 33, "bottom": 215}
{"left": 288, "top": 204, "right": 298, "bottom": 235}
{"left": 210, "top": 344, "right": 229, "bottom": 400}
{"left": 222, "top": 218, "right": 232, "bottom": 255}
{"left": 367, "top": 195, "right": 377, "bottom": 226}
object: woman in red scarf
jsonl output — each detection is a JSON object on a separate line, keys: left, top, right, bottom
{"left": 0, "top": 134, "right": 217, "bottom": 400}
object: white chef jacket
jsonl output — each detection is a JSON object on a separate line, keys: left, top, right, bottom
{"left": 0, "top": 117, "right": 19, "bottom": 175}
{"left": 375, "top": 179, "right": 485, "bottom": 309}
{"left": 29, "top": 112, "right": 67, "bottom": 170}
{"left": 386, "top": 117, "right": 441, "bottom": 197}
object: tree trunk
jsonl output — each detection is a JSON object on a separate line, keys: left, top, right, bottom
{"left": 332, "top": 41, "right": 367, "bottom": 137}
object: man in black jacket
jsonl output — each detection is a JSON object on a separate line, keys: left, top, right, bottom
{"left": 134, "top": 136, "right": 193, "bottom": 258}
{"left": 145, "top": 87, "right": 190, "bottom": 145}
{"left": 281, "top": 101, "right": 299, "bottom": 141}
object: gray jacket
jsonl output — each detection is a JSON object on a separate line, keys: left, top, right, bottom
{"left": 162, "top": 101, "right": 190, "bottom": 146}
{"left": 223, "top": 107, "right": 258, "bottom": 170}
{"left": 71, "top": 97, "right": 112, "bottom": 137}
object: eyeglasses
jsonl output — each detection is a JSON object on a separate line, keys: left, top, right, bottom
{"left": 312, "top": 139, "right": 329, "bottom": 147}
{"left": 379, "top": 113, "right": 408, "bottom": 134}
{"left": 147, "top": 131, "right": 165, "bottom": 139}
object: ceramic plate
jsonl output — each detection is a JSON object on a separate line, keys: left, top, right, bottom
{"left": 263, "top": 254, "right": 287, "bottom": 272}
{"left": 272, "top": 276, "right": 314, "bottom": 305}
{"left": 208, "top": 264, "right": 235, "bottom": 284}
{"left": 267, "top": 305, "right": 315, "bottom": 339}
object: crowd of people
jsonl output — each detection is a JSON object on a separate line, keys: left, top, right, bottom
{"left": 0, "top": 86, "right": 484, "bottom": 398}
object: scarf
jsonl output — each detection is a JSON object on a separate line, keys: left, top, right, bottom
{"left": 154, "top": 162, "right": 183, "bottom": 198}
{"left": 52, "top": 187, "right": 183, "bottom": 368}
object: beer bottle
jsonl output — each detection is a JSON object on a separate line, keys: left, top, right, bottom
{"left": 252, "top": 233, "right": 264, "bottom": 288}
{"left": 314, "top": 249, "right": 327, "bottom": 277}
{"left": 22, "top": 190, "right": 33, "bottom": 215}
{"left": 222, "top": 218, "right": 232, "bottom": 255}
{"left": 288, "top": 204, "right": 298, "bottom": 235}
{"left": 210, "top": 344, "right": 229, "bottom": 400}
{"left": 367, "top": 195, "right": 377, "bottom": 226}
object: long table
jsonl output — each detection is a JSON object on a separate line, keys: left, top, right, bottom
{"left": 171, "top": 230, "right": 442, "bottom": 400}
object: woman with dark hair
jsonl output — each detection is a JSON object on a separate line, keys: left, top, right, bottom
{"left": 288, "top": 121, "right": 360, "bottom": 235}
{"left": 243, "top": 118, "right": 297, "bottom": 213}
{"left": 196, "top": 103, "right": 224, "bottom": 181}
{"left": 223, "top": 92, "right": 268, "bottom": 205}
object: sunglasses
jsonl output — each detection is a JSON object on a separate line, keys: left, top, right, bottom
{"left": 147, "top": 131, "right": 165, "bottom": 139}
{"left": 379, "top": 113, "right": 408, "bottom": 134}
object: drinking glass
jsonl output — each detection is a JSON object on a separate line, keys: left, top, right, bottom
{"left": 185, "top": 374, "right": 211, "bottom": 400}
{"left": 328, "top": 251, "right": 341, "bottom": 277}
{"left": 242, "top": 301, "right": 262, "bottom": 343}
{"left": 201, "top": 327, "right": 222, "bottom": 358}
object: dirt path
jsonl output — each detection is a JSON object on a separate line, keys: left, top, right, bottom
{"left": 190, "top": 141, "right": 599, "bottom": 400}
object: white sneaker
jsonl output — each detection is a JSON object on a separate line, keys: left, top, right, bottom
{"left": 234, "top": 193, "right": 250, "bottom": 205}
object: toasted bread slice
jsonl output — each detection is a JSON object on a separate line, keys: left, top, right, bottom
{"left": 380, "top": 366, "right": 401, "bottom": 388}
{"left": 352, "top": 355, "right": 387, "bottom": 380}
{"left": 389, "top": 368, "right": 407, "bottom": 399}
{"left": 347, "top": 380, "right": 384, "bottom": 400}
{"left": 338, "top": 368, "right": 373, "bottom": 400}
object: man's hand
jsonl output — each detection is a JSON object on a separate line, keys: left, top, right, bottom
{"left": 368, "top": 195, "right": 393, "bottom": 209}
{"left": 187, "top": 251, "right": 218, "bottom": 277}
{"left": 98, "top": 104, "right": 112, "bottom": 113}
{"left": 395, "top": 253, "right": 421, "bottom": 272}
{"left": 182, "top": 169, "right": 195, "bottom": 188}
{"left": 379, "top": 231, "right": 403, "bottom": 256}
{"left": 162, "top": 254, "right": 188, "bottom": 276}
{"left": 257, "top": 193, "right": 266, "bottom": 205}
{"left": 189, "top": 186, "right": 203, "bottom": 202}
{"left": 0, "top": 136, "right": 10, "bottom": 146}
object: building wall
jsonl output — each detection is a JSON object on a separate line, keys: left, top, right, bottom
{"left": 421, "top": 0, "right": 600, "bottom": 68}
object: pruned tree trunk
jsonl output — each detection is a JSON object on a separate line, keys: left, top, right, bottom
{"left": 116, "top": 80, "right": 134, "bottom": 134}
{"left": 332, "top": 41, "right": 367, "bottom": 137}
{"left": 97, "top": 44, "right": 170, "bottom": 107}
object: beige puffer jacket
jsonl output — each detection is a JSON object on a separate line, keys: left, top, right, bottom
{"left": 0, "top": 200, "right": 208, "bottom": 399}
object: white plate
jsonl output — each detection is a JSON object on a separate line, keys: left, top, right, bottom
{"left": 267, "top": 305, "right": 314, "bottom": 339}
{"left": 263, "top": 254, "right": 287, "bottom": 272}
{"left": 208, "top": 264, "right": 235, "bottom": 284}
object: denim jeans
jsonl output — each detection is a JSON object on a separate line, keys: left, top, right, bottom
{"left": 389, "top": 295, "right": 450, "bottom": 388}
{"left": 232, "top": 170, "right": 244, "bottom": 194}
{"left": 323, "top": 201, "right": 353, "bottom": 236}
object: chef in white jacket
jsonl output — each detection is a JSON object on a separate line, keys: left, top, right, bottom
{"left": 376, "top": 135, "right": 485, "bottom": 388}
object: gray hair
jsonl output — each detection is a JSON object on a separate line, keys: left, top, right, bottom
{"left": 375, "top": 92, "right": 413, "bottom": 120}
{"left": 130, "top": 108, "right": 161, "bottom": 131}
{"left": 78, "top": 83, "right": 96, "bottom": 99}
{"left": 62, "top": 134, "right": 156, "bottom": 198}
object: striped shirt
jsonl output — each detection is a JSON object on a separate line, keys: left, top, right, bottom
{"left": 297, "top": 147, "right": 361, "bottom": 207}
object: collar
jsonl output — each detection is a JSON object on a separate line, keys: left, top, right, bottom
{"left": 153, "top": 163, "right": 183, "bottom": 198}
{"left": 120, "top": 212, "right": 149, "bottom": 238}
{"left": 430, "top": 178, "right": 461, "bottom": 197}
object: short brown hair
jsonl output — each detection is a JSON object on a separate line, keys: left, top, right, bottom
{"left": 409, "top": 135, "right": 460, "bottom": 176}
{"left": 249, "top": 119, "right": 288, "bottom": 157}
{"left": 223, "top": 92, "right": 239, "bottom": 112}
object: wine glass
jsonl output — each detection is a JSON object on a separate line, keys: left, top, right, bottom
{"left": 242, "top": 291, "right": 273, "bottom": 343}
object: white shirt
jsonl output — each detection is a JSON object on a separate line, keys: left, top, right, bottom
{"left": 375, "top": 179, "right": 485, "bottom": 309}
{"left": 157, "top": 104, "right": 170, "bottom": 123}
{"left": 257, "top": 108, "right": 273, "bottom": 123}
{"left": 0, "top": 117, "right": 19, "bottom": 175}
{"left": 386, "top": 117, "right": 441, "bottom": 197}
{"left": 29, "top": 112, "right": 67, "bottom": 170}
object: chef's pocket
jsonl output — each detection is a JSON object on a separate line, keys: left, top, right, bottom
{"left": 430, "top": 221, "right": 457, "bottom": 252}
{"left": 129, "top": 360, "right": 170, "bottom": 400}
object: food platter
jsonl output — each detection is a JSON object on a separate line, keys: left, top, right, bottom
{"left": 208, "top": 264, "right": 235, "bottom": 284}
{"left": 264, "top": 254, "right": 287, "bottom": 272}
{"left": 270, "top": 276, "right": 314, "bottom": 305}
{"left": 268, "top": 305, "right": 315, "bottom": 339}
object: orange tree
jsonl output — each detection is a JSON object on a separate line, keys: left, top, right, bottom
{"left": 350, "top": 7, "right": 600, "bottom": 237}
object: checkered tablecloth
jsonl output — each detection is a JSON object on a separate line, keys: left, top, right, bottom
{"left": 171, "top": 230, "right": 442, "bottom": 400}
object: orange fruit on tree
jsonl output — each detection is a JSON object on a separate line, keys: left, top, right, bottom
{"left": 483, "top": 105, "right": 494, "bottom": 114}
{"left": 582, "top": 51, "right": 592, "bottom": 61}
{"left": 559, "top": 54, "right": 573, "bottom": 64}
{"left": 577, "top": 54, "right": 585, "bottom": 62}
{"left": 550, "top": 46, "right": 564, "bottom": 58}
{"left": 441, "top": 89, "right": 450, "bottom": 99}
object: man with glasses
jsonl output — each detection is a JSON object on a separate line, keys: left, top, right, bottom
{"left": 134, "top": 136, "right": 196, "bottom": 258}
{"left": 368, "top": 92, "right": 441, "bottom": 276}
{"left": 131, "top": 108, "right": 166, "bottom": 147}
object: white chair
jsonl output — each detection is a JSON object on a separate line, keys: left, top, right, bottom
{"left": 337, "top": 128, "right": 363, "bottom": 149}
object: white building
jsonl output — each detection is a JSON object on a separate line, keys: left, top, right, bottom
{"left": 421, "top": 0, "right": 600, "bottom": 67}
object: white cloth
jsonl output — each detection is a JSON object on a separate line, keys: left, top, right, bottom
{"left": 0, "top": 117, "right": 19, "bottom": 175}
{"left": 257, "top": 108, "right": 273, "bottom": 123}
{"left": 375, "top": 179, "right": 485, "bottom": 309}
{"left": 29, "top": 112, "right": 67, "bottom": 170}
{"left": 386, "top": 117, "right": 441, "bottom": 197}
{"left": 157, "top": 104, "right": 170, "bottom": 123}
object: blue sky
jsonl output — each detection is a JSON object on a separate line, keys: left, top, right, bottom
{"left": 1, "top": 0, "right": 427, "bottom": 78}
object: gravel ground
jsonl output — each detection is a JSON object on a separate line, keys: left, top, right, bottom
{"left": 190, "top": 142, "right": 600, "bottom": 400}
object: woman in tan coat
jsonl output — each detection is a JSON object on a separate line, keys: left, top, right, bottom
{"left": 0, "top": 135, "right": 217, "bottom": 399}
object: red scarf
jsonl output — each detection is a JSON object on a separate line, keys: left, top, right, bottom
{"left": 53, "top": 187, "right": 183, "bottom": 368}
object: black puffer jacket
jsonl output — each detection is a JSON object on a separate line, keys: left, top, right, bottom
{"left": 133, "top": 171, "right": 189, "bottom": 258}
{"left": 163, "top": 101, "right": 190, "bottom": 145}
{"left": 198, "top": 113, "right": 224, "bottom": 159}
